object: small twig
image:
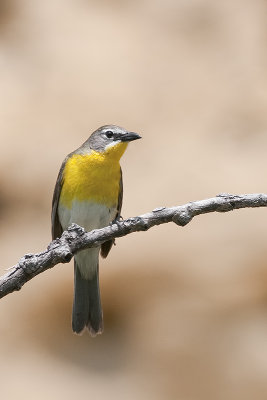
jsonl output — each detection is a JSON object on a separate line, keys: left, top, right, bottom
{"left": 0, "top": 193, "right": 266, "bottom": 299}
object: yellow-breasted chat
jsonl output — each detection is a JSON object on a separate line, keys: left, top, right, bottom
{"left": 51, "top": 125, "right": 141, "bottom": 335}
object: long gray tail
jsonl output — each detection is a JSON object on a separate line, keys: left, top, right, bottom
{"left": 72, "top": 260, "right": 103, "bottom": 336}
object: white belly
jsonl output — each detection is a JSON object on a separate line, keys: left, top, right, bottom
{"left": 58, "top": 200, "right": 117, "bottom": 278}
{"left": 58, "top": 199, "right": 117, "bottom": 231}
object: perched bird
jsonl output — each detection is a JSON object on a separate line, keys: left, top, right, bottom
{"left": 51, "top": 125, "right": 141, "bottom": 335}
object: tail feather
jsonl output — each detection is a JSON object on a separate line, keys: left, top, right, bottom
{"left": 72, "top": 260, "right": 103, "bottom": 335}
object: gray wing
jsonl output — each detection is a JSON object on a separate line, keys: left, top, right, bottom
{"left": 51, "top": 157, "right": 68, "bottom": 240}
{"left": 100, "top": 167, "right": 123, "bottom": 258}
{"left": 116, "top": 167, "right": 123, "bottom": 220}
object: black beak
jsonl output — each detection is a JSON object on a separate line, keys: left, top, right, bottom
{"left": 120, "top": 132, "right": 142, "bottom": 142}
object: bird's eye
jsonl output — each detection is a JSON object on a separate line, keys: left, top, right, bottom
{"left": 105, "top": 130, "right": 113, "bottom": 139}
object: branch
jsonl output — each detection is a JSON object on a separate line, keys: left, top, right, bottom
{"left": 1, "top": 193, "right": 267, "bottom": 299}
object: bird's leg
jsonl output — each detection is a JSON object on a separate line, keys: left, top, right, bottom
{"left": 109, "top": 215, "right": 123, "bottom": 246}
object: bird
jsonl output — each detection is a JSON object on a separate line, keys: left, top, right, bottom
{"left": 51, "top": 125, "right": 141, "bottom": 335}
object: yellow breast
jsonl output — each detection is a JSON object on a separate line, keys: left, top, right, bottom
{"left": 59, "top": 142, "right": 128, "bottom": 209}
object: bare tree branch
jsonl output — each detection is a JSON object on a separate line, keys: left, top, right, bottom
{"left": 1, "top": 193, "right": 267, "bottom": 299}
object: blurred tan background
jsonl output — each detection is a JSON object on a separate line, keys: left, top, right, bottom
{"left": 1, "top": 0, "right": 267, "bottom": 399}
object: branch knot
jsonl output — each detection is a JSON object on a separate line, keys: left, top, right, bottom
{"left": 172, "top": 209, "right": 193, "bottom": 226}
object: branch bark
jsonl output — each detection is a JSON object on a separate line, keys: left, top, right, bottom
{"left": 1, "top": 193, "right": 267, "bottom": 299}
